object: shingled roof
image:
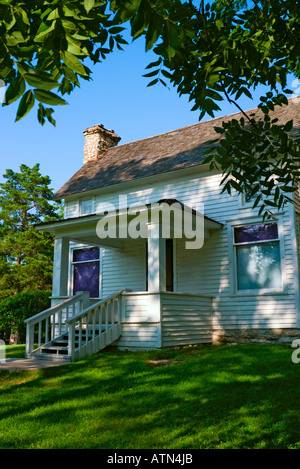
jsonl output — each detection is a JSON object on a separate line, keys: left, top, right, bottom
{"left": 53, "top": 96, "right": 300, "bottom": 200}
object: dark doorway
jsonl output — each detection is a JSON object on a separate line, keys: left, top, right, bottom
{"left": 166, "top": 239, "right": 174, "bottom": 292}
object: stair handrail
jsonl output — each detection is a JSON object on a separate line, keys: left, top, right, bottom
{"left": 65, "top": 289, "right": 130, "bottom": 327}
{"left": 66, "top": 289, "right": 131, "bottom": 361}
{"left": 24, "top": 292, "right": 87, "bottom": 327}
{"left": 25, "top": 291, "right": 90, "bottom": 357}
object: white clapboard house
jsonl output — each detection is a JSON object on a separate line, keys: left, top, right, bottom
{"left": 25, "top": 96, "right": 300, "bottom": 362}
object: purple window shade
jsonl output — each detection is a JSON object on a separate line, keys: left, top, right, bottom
{"left": 73, "top": 247, "right": 99, "bottom": 262}
{"left": 73, "top": 261, "right": 99, "bottom": 298}
{"left": 234, "top": 223, "right": 278, "bottom": 244}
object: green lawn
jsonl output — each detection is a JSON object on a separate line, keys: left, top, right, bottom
{"left": 1, "top": 344, "right": 300, "bottom": 449}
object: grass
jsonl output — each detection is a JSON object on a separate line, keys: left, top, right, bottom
{"left": 1, "top": 344, "right": 300, "bottom": 449}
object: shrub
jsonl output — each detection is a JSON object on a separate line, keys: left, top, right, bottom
{"left": 0, "top": 290, "right": 51, "bottom": 343}
{"left": 0, "top": 289, "right": 16, "bottom": 304}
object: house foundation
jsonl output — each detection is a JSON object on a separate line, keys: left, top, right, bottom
{"left": 212, "top": 328, "right": 300, "bottom": 345}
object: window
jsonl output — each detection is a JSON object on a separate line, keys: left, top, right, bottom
{"left": 72, "top": 247, "right": 100, "bottom": 298}
{"left": 80, "top": 198, "right": 93, "bottom": 215}
{"left": 240, "top": 186, "right": 260, "bottom": 208}
{"left": 233, "top": 222, "right": 282, "bottom": 291}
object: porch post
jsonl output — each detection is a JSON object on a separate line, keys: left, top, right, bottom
{"left": 147, "top": 222, "right": 166, "bottom": 292}
{"left": 52, "top": 236, "right": 70, "bottom": 298}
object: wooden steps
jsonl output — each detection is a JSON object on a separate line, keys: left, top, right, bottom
{"left": 25, "top": 290, "right": 124, "bottom": 362}
{"left": 27, "top": 328, "right": 101, "bottom": 362}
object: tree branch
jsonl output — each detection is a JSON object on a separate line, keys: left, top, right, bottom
{"left": 220, "top": 81, "right": 256, "bottom": 126}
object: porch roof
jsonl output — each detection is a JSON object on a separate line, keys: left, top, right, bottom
{"left": 36, "top": 199, "right": 223, "bottom": 248}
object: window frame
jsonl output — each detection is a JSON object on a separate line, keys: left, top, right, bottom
{"left": 238, "top": 192, "right": 257, "bottom": 209}
{"left": 79, "top": 196, "right": 95, "bottom": 216}
{"left": 69, "top": 245, "right": 102, "bottom": 299}
{"left": 238, "top": 188, "right": 264, "bottom": 210}
{"left": 228, "top": 217, "right": 287, "bottom": 296}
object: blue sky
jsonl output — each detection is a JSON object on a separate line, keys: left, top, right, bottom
{"left": 0, "top": 35, "right": 294, "bottom": 194}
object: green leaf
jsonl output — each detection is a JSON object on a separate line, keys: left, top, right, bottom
{"left": 146, "top": 15, "right": 162, "bottom": 51}
{"left": 145, "top": 57, "right": 162, "bottom": 69}
{"left": 6, "top": 31, "right": 25, "bottom": 46}
{"left": 37, "top": 103, "right": 56, "bottom": 126}
{"left": 109, "top": 26, "right": 125, "bottom": 34}
{"left": 161, "top": 69, "right": 172, "bottom": 79}
{"left": 147, "top": 78, "right": 159, "bottom": 87}
{"left": 61, "top": 19, "right": 77, "bottom": 32}
{"left": 279, "top": 185, "right": 297, "bottom": 193}
{"left": 84, "top": 0, "right": 95, "bottom": 13}
{"left": 15, "top": 90, "right": 35, "bottom": 121}
{"left": 37, "top": 103, "right": 46, "bottom": 125}
{"left": 34, "top": 21, "right": 56, "bottom": 42}
{"left": 143, "top": 69, "right": 159, "bottom": 78}
{"left": 3, "top": 73, "right": 25, "bottom": 105}
{"left": 206, "top": 74, "right": 219, "bottom": 87}
{"left": 63, "top": 51, "right": 88, "bottom": 76}
{"left": 45, "top": 107, "right": 56, "bottom": 126}
{"left": 236, "top": 86, "right": 252, "bottom": 100}
{"left": 66, "top": 35, "right": 88, "bottom": 56}
{"left": 33, "top": 89, "right": 67, "bottom": 106}
{"left": 215, "top": 19, "right": 224, "bottom": 30}
{"left": 284, "top": 120, "right": 293, "bottom": 132}
{"left": 47, "top": 8, "right": 60, "bottom": 21}
{"left": 24, "top": 73, "right": 59, "bottom": 90}
{"left": 6, "top": 12, "right": 16, "bottom": 31}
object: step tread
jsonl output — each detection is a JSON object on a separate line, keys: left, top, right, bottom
{"left": 42, "top": 345, "right": 68, "bottom": 351}
{"left": 26, "top": 353, "right": 71, "bottom": 362}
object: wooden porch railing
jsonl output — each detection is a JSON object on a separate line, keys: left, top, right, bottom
{"left": 66, "top": 290, "right": 129, "bottom": 361}
{"left": 24, "top": 291, "right": 90, "bottom": 357}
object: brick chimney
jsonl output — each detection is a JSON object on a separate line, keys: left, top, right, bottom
{"left": 83, "top": 124, "right": 121, "bottom": 164}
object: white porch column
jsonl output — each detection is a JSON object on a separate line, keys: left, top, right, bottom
{"left": 52, "top": 237, "right": 70, "bottom": 298}
{"left": 147, "top": 222, "right": 166, "bottom": 292}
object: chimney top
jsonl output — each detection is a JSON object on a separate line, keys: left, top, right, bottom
{"left": 83, "top": 124, "right": 121, "bottom": 164}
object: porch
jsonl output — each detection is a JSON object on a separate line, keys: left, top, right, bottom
{"left": 25, "top": 290, "right": 213, "bottom": 361}
{"left": 25, "top": 200, "right": 221, "bottom": 361}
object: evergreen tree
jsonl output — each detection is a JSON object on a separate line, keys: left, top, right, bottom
{"left": 0, "top": 164, "right": 62, "bottom": 293}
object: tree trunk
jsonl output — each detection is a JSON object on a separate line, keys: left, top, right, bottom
{"left": 9, "top": 330, "right": 20, "bottom": 344}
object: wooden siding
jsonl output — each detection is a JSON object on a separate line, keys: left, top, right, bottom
{"left": 102, "top": 239, "right": 146, "bottom": 296}
{"left": 113, "top": 292, "right": 161, "bottom": 349}
{"left": 122, "top": 292, "right": 161, "bottom": 323}
{"left": 293, "top": 192, "right": 300, "bottom": 327}
{"left": 65, "top": 199, "right": 79, "bottom": 218}
{"left": 113, "top": 292, "right": 212, "bottom": 349}
{"left": 64, "top": 167, "right": 299, "bottom": 334}
{"left": 175, "top": 215, "right": 298, "bottom": 330}
{"left": 161, "top": 293, "right": 212, "bottom": 346}
{"left": 113, "top": 324, "right": 160, "bottom": 349}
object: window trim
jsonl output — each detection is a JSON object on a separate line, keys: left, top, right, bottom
{"left": 228, "top": 217, "right": 287, "bottom": 296}
{"left": 79, "top": 196, "right": 95, "bottom": 216}
{"left": 238, "top": 191, "right": 258, "bottom": 210}
{"left": 69, "top": 244, "right": 102, "bottom": 299}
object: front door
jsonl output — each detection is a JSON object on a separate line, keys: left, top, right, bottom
{"left": 166, "top": 239, "right": 174, "bottom": 292}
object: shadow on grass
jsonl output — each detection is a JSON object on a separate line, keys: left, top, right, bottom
{"left": 0, "top": 344, "right": 300, "bottom": 449}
